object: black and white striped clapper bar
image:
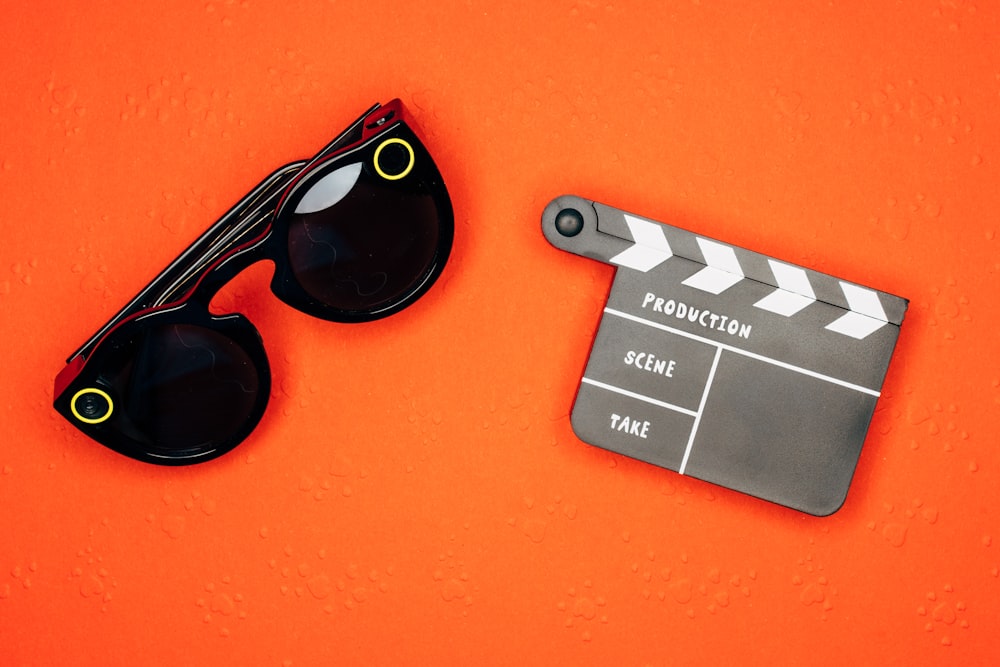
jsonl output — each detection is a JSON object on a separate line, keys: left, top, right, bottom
{"left": 542, "top": 195, "right": 907, "bottom": 516}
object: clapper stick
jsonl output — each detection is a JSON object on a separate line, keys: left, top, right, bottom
{"left": 542, "top": 195, "right": 907, "bottom": 516}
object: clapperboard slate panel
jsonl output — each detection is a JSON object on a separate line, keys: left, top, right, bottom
{"left": 542, "top": 195, "right": 907, "bottom": 516}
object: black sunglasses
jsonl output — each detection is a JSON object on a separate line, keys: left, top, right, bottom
{"left": 53, "top": 100, "right": 454, "bottom": 465}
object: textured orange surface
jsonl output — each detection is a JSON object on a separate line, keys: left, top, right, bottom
{"left": 1, "top": 1, "right": 998, "bottom": 664}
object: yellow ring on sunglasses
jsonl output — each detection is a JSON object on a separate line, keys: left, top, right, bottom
{"left": 70, "top": 387, "right": 114, "bottom": 424}
{"left": 373, "top": 138, "right": 415, "bottom": 181}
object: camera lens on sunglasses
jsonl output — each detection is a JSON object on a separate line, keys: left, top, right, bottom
{"left": 53, "top": 100, "right": 453, "bottom": 464}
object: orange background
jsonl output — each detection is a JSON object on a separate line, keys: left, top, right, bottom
{"left": 2, "top": 1, "right": 998, "bottom": 664}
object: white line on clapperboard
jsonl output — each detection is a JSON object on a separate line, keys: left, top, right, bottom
{"left": 582, "top": 307, "right": 882, "bottom": 475}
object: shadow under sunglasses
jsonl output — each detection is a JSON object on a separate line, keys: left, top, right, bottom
{"left": 54, "top": 99, "right": 454, "bottom": 465}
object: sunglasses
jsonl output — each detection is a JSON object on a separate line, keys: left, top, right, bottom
{"left": 53, "top": 99, "right": 454, "bottom": 465}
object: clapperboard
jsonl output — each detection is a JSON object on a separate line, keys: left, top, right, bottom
{"left": 542, "top": 195, "right": 907, "bottom": 516}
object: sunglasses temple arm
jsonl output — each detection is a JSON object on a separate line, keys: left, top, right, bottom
{"left": 312, "top": 103, "right": 382, "bottom": 162}
{"left": 65, "top": 161, "right": 305, "bottom": 362}
{"left": 140, "top": 104, "right": 388, "bottom": 300}
{"left": 141, "top": 102, "right": 394, "bottom": 302}
{"left": 66, "top": 102, "right": 389, "bottom": 363}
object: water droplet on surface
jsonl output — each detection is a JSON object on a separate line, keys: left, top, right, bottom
{"left": 161, "top": 515, "right": 185, "bottom": 539}
{"left": 303, "top": 573, "right": 330, "bottom": 600}
{"left": 573, "top": 597, "right": 597, "bottom": 620}
{"left": 329, "top": 455, "right": 352, "bottom": 477}
{"left": 211, "top": 593, "right": 235, "bottom": 616}
{"left": 800, "top": 584, "right": 825, "bottom": 605}
{"left": 79, "top": 575, "right": 104, "bottom": 598}
{"left": 669, "top": 579, "right": 692, "bottom": 604}
{"left": 522, "top": 519, "right": 547, "bottom": 543}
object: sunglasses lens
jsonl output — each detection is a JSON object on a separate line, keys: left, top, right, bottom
{"left": 64, "top": 319, "right": 267, "bottom": 461}
{"left": 287, "top": 177, "right": 441, "bottom": 312}
{"left": 280, "top": 134, "right": 450, "bottom": 319}
{"left": 125, "top": 323, "right": 261, "bottom": 452}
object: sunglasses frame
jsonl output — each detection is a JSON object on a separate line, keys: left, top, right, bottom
{"left": 54, "top": 99, "right": 454, "bottom": 464}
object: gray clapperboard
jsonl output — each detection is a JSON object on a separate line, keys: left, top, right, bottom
{"left": 542, "top": 195, "right": 907, "bottom": 516}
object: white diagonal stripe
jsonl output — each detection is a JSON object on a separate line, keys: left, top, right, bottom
{"left": 826, "top": 312, "right": 887, "bottom": 339}
{"left": 770, "top": 260, "right": 816, "bottom": 298}
{"left": 682, "top": 266, "right": 743, "bottom": 294}
{"left": 609, "top": 215, "right": 673, "bottom": 272}
{"left": 681, "top": 238, "right": 744, "bottom": 294}
{"left": 755, "top": 290, "right": 815, "bottom": 317}
{"left": 754, "top": 260, "right": 817, "bottom": 316}
{"left": 697, "top": 237, "right": 743, "bottom": 273}
{"left": 839, "top": 282, "right": 888, "bottom": 321}
{"left": 826, "top": 282, "right": 889, "bottom": 339}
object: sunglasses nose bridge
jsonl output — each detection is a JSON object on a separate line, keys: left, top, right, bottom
{"left": 189, "top": 231, "right": 281, "bottom": 310}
